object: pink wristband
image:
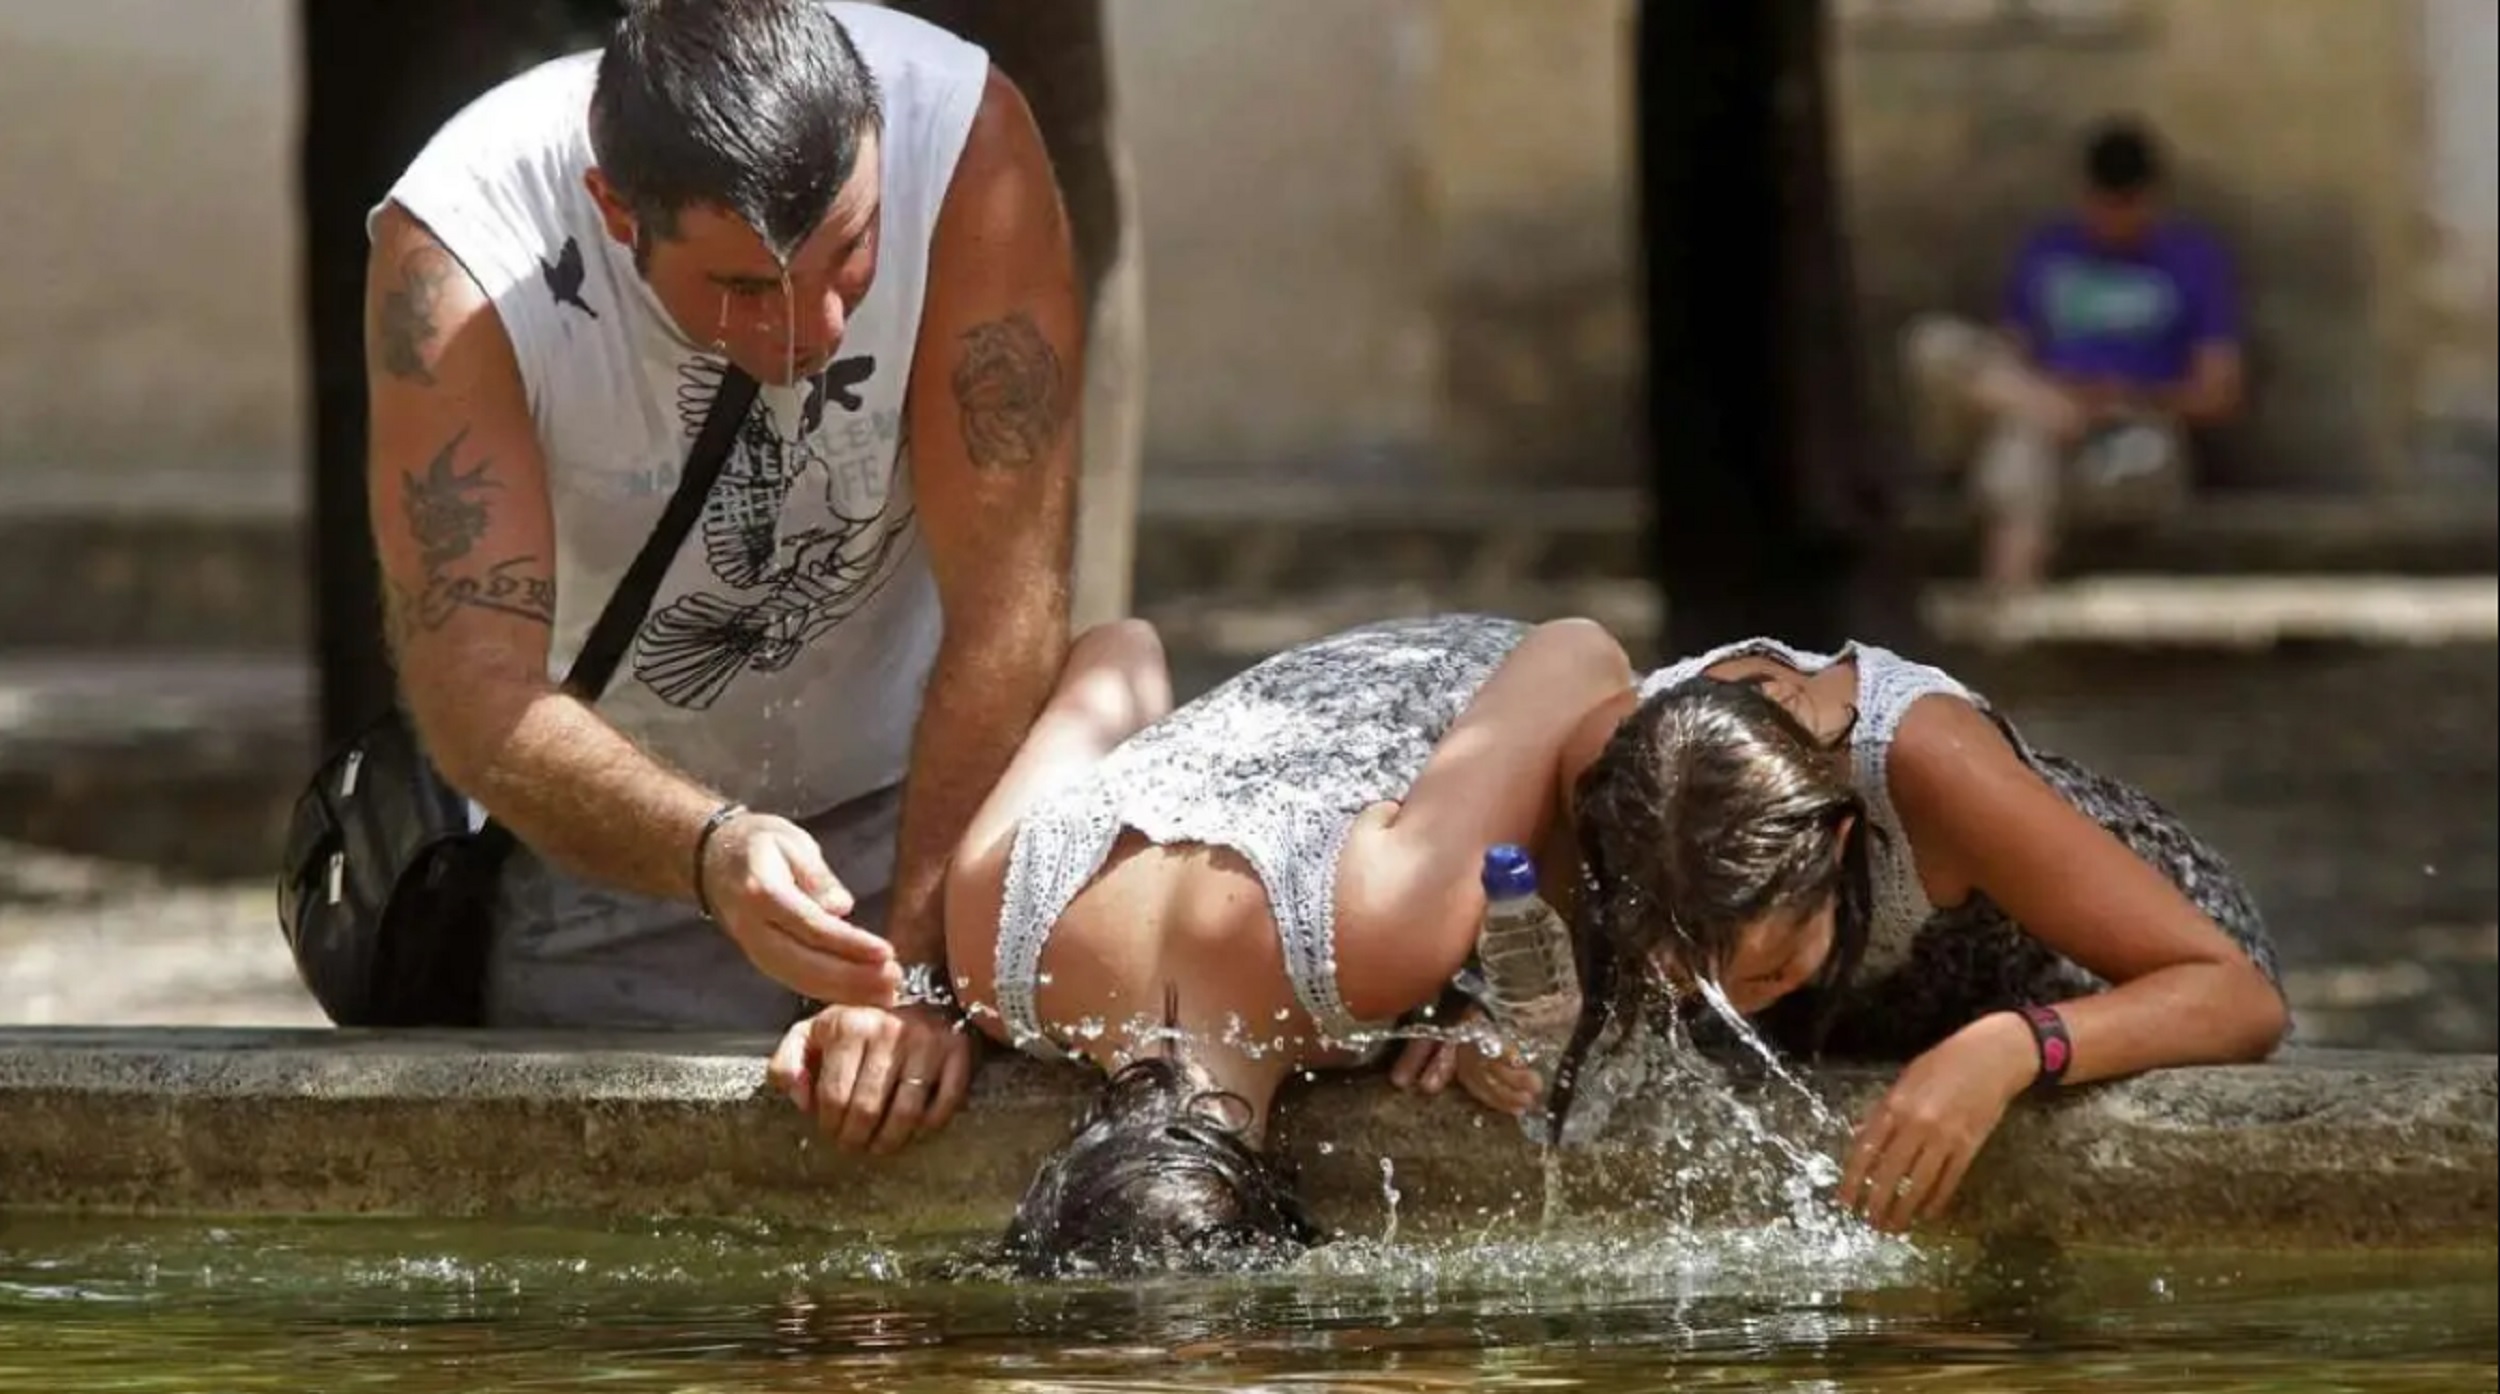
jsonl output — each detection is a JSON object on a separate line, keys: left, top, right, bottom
{"left": 2017, "top": 1003, "right": 2073, "bottom": 1095}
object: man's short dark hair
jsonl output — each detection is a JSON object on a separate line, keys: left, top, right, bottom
{"left": 2082, "top": 117, "right": 2163, "bottom": 195}
{"left": 589, "top": 0, "right": 884, "bottom": 258}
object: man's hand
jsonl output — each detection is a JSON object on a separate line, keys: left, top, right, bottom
{"left": 1389, "top": 1004, "right": 1544, "bottom": 1118}
{"left": 702, "top": 812, "right": 902, "bottom": 1007}
{"left": 2046, "top": 385, "right": 2099, "bottom": 443}
{"left": 1836, "top": 1010, "right": 2036, "bottom": 1233}
{"left": 767, "top": 1003, "right": 979, "bottom": 1155}
{"left": 2054, "top": 378, "right": 2139, "bottom": 439}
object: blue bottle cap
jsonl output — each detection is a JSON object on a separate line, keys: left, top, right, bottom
{"left": 1481, "top": 843, "right": 1539, "bottom": 899}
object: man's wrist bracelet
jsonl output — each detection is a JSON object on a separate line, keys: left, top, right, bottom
{"left": 691, "top": 801, "right": 749, "bottom": 921}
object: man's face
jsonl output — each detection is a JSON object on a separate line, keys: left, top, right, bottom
{"left": 588, "top": 133, "right": 884, "bottom": 387}
{"left": 2080, "top": 187, "right": 2157, "bottom": 250}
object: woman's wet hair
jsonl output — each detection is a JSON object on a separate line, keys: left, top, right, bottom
{"left": 1546, "top": 674, "right": 1875, "bottom": 1134}
{"left": 1000, "top": 1055, "right": 1322, "bottom": 1278}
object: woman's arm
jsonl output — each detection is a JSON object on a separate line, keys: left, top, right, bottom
{"left": 1888, "top": 695, "right": 2289, "bottom": 1088}
{"left": 1835, "top": 694, "right": 2289, "bottom": 1232}
{"left": 1333, "top": 618, "right": 1635, "bottom": 1020}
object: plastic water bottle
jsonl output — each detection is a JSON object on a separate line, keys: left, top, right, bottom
{"left": 1475, "top": 844, "right": 1582, "bottom": 1071}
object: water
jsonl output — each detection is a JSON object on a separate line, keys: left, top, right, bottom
{"left": 0, "top": 1214, "right": 2488, "bottom": 1391}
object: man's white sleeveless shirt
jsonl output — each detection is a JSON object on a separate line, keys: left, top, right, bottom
{"left": 377, "top": 4, "right": 990, "bottom": 816}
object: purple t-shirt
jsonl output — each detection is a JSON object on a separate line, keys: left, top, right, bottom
{"left": 2002, "top": 218, "right": 2239, "bottom": 387}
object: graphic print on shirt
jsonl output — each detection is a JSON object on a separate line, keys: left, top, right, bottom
{"left": 539, "top": 237, "right": 601, "bottom": 321}
{"left": 2039, "top": 255, "right": 2179, "bottom": 344}
{"left": 805, "top": 356, "right": 878, "bottom": 429}
{"left": 632, "top": 355, "right": 916, "bottom": 710}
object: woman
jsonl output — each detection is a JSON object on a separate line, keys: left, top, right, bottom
{"left": 880, "top": 613, "right": 1629, "bottom": 1275}
{"left": 1394, "top": 635, "right": 2291, "bottom": 1235}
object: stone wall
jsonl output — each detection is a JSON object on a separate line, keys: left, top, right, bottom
{"left": 1104, "top": 0, "right": 1448, "bottom": 487}
{"left": 0, "top": 0, "right": 303, "bottom": 504}
{"left": 1833, "top": 0, "right": 2427, "bottom": 490}
{"left": 2414, "top": 0, "right": 2500, "bottom": 482}
{"left": 1125, "top": 0, "right": 2486, "bottom": 493}
{"left": 0, "top": 0, "right": 2487, "bottom": 508}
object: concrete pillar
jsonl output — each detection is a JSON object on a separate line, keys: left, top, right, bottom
{"left": 1072, "top": 152, "right": 1146, "bottom": 626}
{"left": 302, "top": 0, "right": 614, "bottom": 748}
{"left": 895, "top": 0, "right": 1145, "bottom": 625}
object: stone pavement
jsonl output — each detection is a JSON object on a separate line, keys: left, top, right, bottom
{"left": 0, "top": 854, "right": 325, "bottom": 1029}
{"left": 1, "top": 576, "right": 2494, "bottom": 1052}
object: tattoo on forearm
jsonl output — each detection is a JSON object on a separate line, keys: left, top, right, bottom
{"left": 417, "top": 554, "right": 556, "bottom": 630}
{"left": 376, "top": 246, "right": 459, "bottom": 386}
{"left": 951, "top": 311, "right": 1070, "bottom": 471}
{"left": 401, "top": 427, "right": 554, "bottom": 631}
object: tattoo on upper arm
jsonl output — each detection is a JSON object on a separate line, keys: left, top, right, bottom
{"left": 950, "top": 311, "right": 1070, "bottom": 471}
{"left": 401, "top": 427, "right": 555, "bottom": 632}
{"left": 376, "top": 245, "right": 460, "bottom": 386}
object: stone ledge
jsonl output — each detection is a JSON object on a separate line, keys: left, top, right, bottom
{"left": 1129, "top": 481, "right": 2500, "bottom": 598}
{"left": 0, "top": 1029, "right": 2489, "bottom": 1250}
{"left": 0, "top": 655, "right": 313, "bottom": 879}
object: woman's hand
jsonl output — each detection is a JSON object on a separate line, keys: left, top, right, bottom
{"left": 767, "top": 1002, "right": 978, "bottom": 1155}
{"left": 1389, "top": 1004, "right": 1544, "bottom": 1118}
{"left": 1837, "top": 1011, "right": 2039, "bottom": 1232}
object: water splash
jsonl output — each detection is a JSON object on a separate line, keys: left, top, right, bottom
{"left": 1021, "top": 974, "right": 1888, "bottom": 1282}
{"left": 1694, "top": 979, "right": 1849, "bottom": 1136}
{"left": 779, "top": 264, "right": 797, "bottom": 392}
{"left": 1538, "top": 1148, "right": 1568, "bottom": 1235}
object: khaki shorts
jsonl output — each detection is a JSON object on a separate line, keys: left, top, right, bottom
{"left": 482, "top": 782, "right": 902, "bottom": 1030}
{"left": 1901, "top": 313, "right": 2190, "bottom": 528}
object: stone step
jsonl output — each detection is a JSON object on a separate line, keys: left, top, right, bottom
{"left": 3, "top": 483, "right": 2492, "bottom": 652}
{"left": 0, "top": 653, "right": 312, "bottom": 880}
{"left": 0, "top": 500, "right": 303, "bottom": 654}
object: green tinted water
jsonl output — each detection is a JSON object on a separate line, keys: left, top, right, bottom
{"left": 0, "top": 1214, "right": 2490, "bottom": 1392}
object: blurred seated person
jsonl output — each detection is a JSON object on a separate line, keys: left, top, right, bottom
{"left": 1903, "top": 117, "right": 2246, "bottom": 599}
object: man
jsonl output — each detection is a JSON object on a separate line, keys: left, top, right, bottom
{"left": 1903, "top": 117, "right": 2245, "bottom": 602}
{"left": 363, "top": 0, "right": 1077, "bottom": 1154}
